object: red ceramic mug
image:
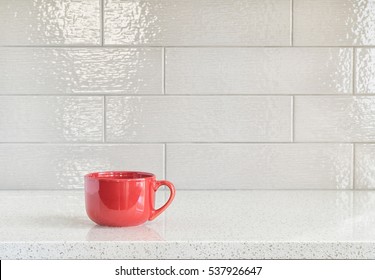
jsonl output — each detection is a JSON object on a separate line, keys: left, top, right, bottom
{"left": 84, "top": 171, "right": 175, "bottom": 227}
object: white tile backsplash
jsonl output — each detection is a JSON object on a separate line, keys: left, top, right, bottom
{"left": 0, "top": 48, "right": 162, "bottom": 95}
{"left": 356, "top": 48, "right": 375, "bottom": 94}
{"left": 0, "top": 144, "right": 164, "bottom": 189}
{"left": 104, "top": 0, "right": 291, "bottom": 46}
{"left": 166, "top": 48, "right": 352, "bottom": 95}
{"left": 0, "top": 0, "right": 101, "bottom": 45}
{"left": 167, "top": 144, "right": 353, "bottom": 189}
{"left": 355, "top": 144, "right": 375, "bottom": 189}
{"left": 1, "top": 0, "right": 374, "bottom": 190}
{"left": 0, "top": 96, "right": 103, "bottom": 142}
{"left": 295, "top": 96, "right": 375, "bottom": 142}
{"left": 106, "top": 96, "right": 292, "bottom": 142}
{"left": 294, "top": 0, "right": 375, "bottom": 46}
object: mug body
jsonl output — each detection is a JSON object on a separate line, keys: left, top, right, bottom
{"left": 85, "top": 171, "right": 156, "bottom": 227}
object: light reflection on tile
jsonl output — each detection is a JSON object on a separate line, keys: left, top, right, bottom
{"left": 0, "top": 96, "right": 103, "bottom": 142}
{"left": 295, "top": 0, "right": 375, "bottom": 46}
{"left": 354, "top": 192, "right": 375, "bottom": 238}
{"left": 0, "top": 48, "right": 162, "bottom": 95}
{"left": 166, "top": 48, "right": 352, "bottom": 95}
{"left": 0, "top": 0, "right": 100, "bottom": 45}
{"left": 356, "top": 48, "right": 375, "bottom": 94}
{"left": 104, "top": 0, "right": 290, "bottom": 46}
{"left": 0, "top": 145, "right": 164, "bottom": 189}
{"left": 167, "top": 144, "right": 353, "bottom": 189}
{"left": 355, "top": 144, "right": 375, "bottom": 189}
{"left": 106, "top": 96, "right": 292, "bottom": 142}
{"left": 295, "top": 96, "right": 375, "bottom": 142}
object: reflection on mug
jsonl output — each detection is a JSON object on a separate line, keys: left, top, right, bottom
{"left": 86, "top": 225, "right": 164, "bottom": 241}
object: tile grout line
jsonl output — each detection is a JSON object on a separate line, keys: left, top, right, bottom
{"left": 162, "top": 47, "right": 167, "bottom": 181}
{"left": 352, "top": 144, "right": 356, "bottom": 189}
{"left": 352, "top": 143, "right": 355, "bottom": 235}
{"left": 352, "top": 47, "right": 356, "bottom": 95}
{"left": 291, "top": 96, "right": 295, "bottom": 142}
{"left": 0, "top": 45, "right": 371, "bottom": 48}
{"left": 164, "top": 144, "right": 167, "bottom": 180}
{"left": 163, "top": 187, "right": 167, "bottom": 238}
{"left": 103, "top": 97, "right": 106, "bottom": 142}
{"left": 162, "top": 48, "right": 166, "bottom": 94}
{"left": 351, "top": 187, "right": 355, "bottom": 237}
{"left": 2, "top": 94, "right": 373, "bottom": 97}
{"left": 100, "top": 0, "right": 104, "bottom": 46}
{"left": 290, "top": 0, "right": 293, "bottom": 46}
{"left": 0, "top": 141, "right": 373, "bottom": 145}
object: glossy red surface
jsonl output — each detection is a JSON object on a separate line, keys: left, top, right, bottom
{"left": 84, "top": 171, "right": 175, "bottom": 227}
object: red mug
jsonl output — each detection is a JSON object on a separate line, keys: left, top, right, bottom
{"left": 84, "top": 171, "right": 175, "bottom": 227}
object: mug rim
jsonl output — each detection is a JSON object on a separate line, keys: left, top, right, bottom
{"left": 85, "top": 171, "right": 155, "bottom": 182}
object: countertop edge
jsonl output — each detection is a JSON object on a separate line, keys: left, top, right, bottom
{"left": 1, "top": 241, "right": 375, "bottom": 259}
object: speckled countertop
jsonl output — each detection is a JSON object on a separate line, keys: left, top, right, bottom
{"left": 1, "top": 190, "right": 375, "bottom": 259}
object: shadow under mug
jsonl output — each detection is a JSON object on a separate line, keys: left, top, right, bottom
{"left": 84, "top": 171, "right": 175, "bottom": 227}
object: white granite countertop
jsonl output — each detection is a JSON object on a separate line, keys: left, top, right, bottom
{"left": 1, "top": 190, "right": 375, "bottom": 259}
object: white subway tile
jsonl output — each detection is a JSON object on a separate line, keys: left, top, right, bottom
{"left": 294, "top": 0, "right": 375, "bottom": 46}
{"left": 0, "top": 144, "right": 164, "bottom": 189}
{"left": 166, "top": 144, "right": 353, "bottom": 189}
{"left": 166, "top": 48, "right": 352, "bottom": 95}
{"left": 295, "top": 96, "right": 375, "bottom": 142}
{"left": 0, "top": 0, "right": 100, "bottom": 45}
{"left": 0, "top": 48, "right": 162, "bottom": 95}
{"left": 353, "top": 192, "right": 375, "bottom": 238}
{"left": 355, "top": 144, "right": 375, "bottom": 189}
{"left": 0, "top": 96, "right": 103, "bottom": 142}
{"left": 106, "top": 96, "right": 292, "bottom": 142}
{"left": 356, "top": 48, "right": 375, "bottom": 94}
{"left": 104, "top": 0, "right": 290, "bottom": 46}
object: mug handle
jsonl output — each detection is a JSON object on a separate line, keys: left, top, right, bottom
{"left": 149, "top": 180, "right": 176, "bottom": 221}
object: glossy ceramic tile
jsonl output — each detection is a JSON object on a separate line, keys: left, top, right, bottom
{"left": 0, "top": 48, "right": 162, "bottom": 95}
{"left": 356, "top": 48, "right": 375, "bottom": 94}
{"left": 166, "top": 48, "right": 352, "bottom": 95}
{"left": 353, "top": 192, "right": 375, "bottom": 238}
{"left": 2, "top": 0, "right": 375, "bottom": 194}
{"left": 0, "top": 0, "right": 100, "bottom": 45}
{"left": 295, "top": 96, "right": 375, "bottom": 142}
{"left": 106, "top": 96, "right": 292, "bottom": 142}
{"left": 294, "top": 0, "right": 375, "bottom": 46}
{"left": 0, "top": 144, "right": 164, "bottom": 189}
{"left": 166, "top": 144, "right": 353, "bottom": 189}
{"left": 5, "top": 190, "right": 375, "bottom": 259}
{"left": 354, "top": 144, "right": 375, "bottom": 189}
{"left": 0, "top": 96, "right": 103, "bottom": 142}
{"left": 104, "top": 0, "right": 290, "bottom": 46}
